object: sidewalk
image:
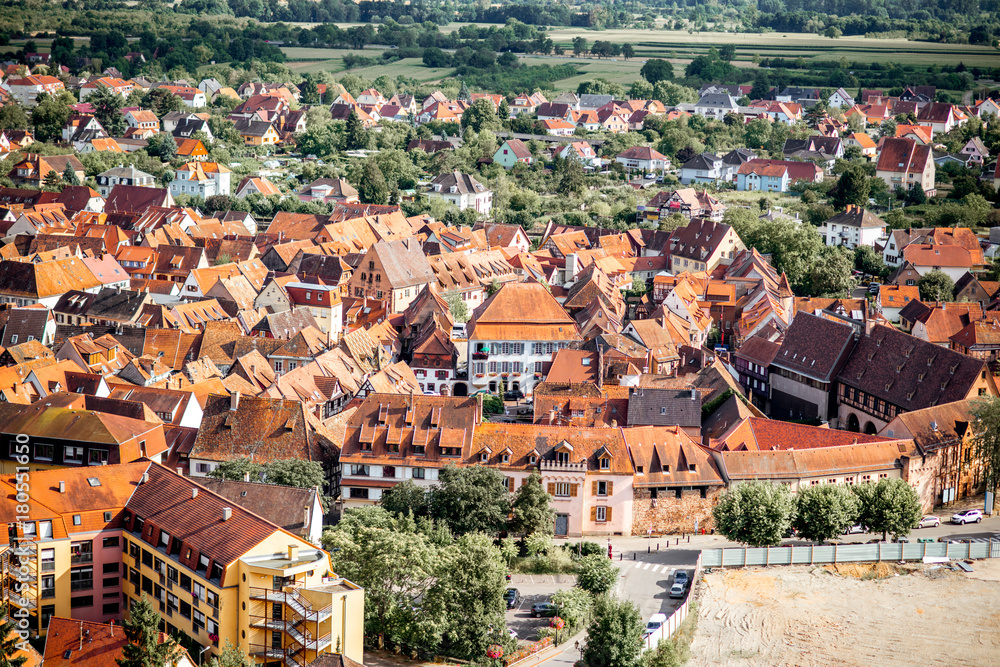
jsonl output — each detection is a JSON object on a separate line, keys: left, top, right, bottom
{"left": 526, "top": 630, "right": 585, "bottom": 667}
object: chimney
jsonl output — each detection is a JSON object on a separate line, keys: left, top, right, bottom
{"left": 191, "top": 488, "right": 198, "bottom": 499}
{"left": 244, "top": 471, "right": 250, "bottom": 482}
{"left": 59, "top": 481, "right": 65, "bottom": 493}
{"left": 230, "top": 391, "right": 240, "bottom": 411}
{"left": 288, "top": 544, "right": 299, "bottom": 561}
{"left": 222, "top": 507, "right": 232, "bottom": 521}
{"left": 140, "top": 472, "right": 149, "bottom": 484}
{"left": 303, "top": 506, "right": 310, "bottom": 530}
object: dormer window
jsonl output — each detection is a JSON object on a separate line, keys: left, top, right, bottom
{"left": 449, "top": 186, "right": 457, "bottom": 193}
{"left": 600, "top": 457, "right": 610, "bottom": 470}
{"left": 480, "top": 452, "right": 488, "bottom": 462}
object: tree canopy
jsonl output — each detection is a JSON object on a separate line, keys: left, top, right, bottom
{"left": 853, "top": 478, "right": 922, "bottom": 541}
{"left": 792, "top": 484, "right": 860, "bottom": 543}
{"left": 583, "top": 596, "right": 644, "bottom": 667}
{"left": 713, "top": 480, "right": 794, "bottom": 547}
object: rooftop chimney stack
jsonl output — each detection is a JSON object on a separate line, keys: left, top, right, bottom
{"left": 230, "top": 391, "right": 240, "bottom": 411}
{"left": 191, "top": 488, "right": 198, "bottom": 499}
{"left": 222, "top": 507, "right": 232, "bottom": 521}
{"left": 288, "top": 544, "right": 299, "bottom": 561}
{"left": 58, "top": 481, "right": 65, "bottom": 493}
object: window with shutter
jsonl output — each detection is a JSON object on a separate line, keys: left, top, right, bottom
{"left": 590, "top": 507, "right": 597, "bottom": 522}
{"left": 605, "top": 507, "right": 613, "bottom": 522}
{"left": 592, "top": 481, "right": 599, "bottom": 496}
{"left": 570, "top": 484, "right": 578, "bottom": 497}
{"left": 547, "top": 482, "right": 556, "bottom": 495}
{"left": 607, "top": 481, "right": 613, "bottom": 496}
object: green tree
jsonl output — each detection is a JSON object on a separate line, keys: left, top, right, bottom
{"left": 498, "top": 99, "right": 510, "bottom": 122}
{"left": 880, "top": 118, "right": 897, "bottom": 139}
{"left": 344, "top": 107, "right": 369, "bottom": 150}
{"left": 207, "top": 458, "right": 264, "bottom": 482}
{"left": 117, "top": 594, "right": 179, "bottom": 667}
{"left": 444, "top": 291, "right": 469, "bottom": 323}
{"left": 0, "top": 604, "right": 26, "bottom": 667}
{"left": 854, "top": 245, "right": 886, "bottom": 277}
{"left": 639, "top": 59, "right": 673, "bottom": 85}
{"left": 510, "top": 471, "right": 556, "bottom": 536}
{"left": 263, "top": 459, "right": 325, "bottom": 488}
{"left": 0, "top": 102, "right": 28, "bottom": 131}
{"left": 723, "top": 208, "right": 824, "bottom": 293}
{"left": 550, "top": 587, "right": 593, "bottom": 630}
{"left": 917, "top": 269, "right": 954, "bottom": 302}
{"left": 381, "top": 480, "right": 431, "bottom": 519}
{"left": 31, "top": 93, "right": 71, "bottom": 142}
{"left": 357, "top": 159, "right": 389, "bottom": 205}
{"left": 42, "top": 170, "right": 62, "bottom": 192}
{"left": 62, "top": 163, "right": 81, "bottom": 186}
{"left": 557, "top": 160, "right": 585, "bottom": 197}
{"left": 971, "top": 397, "right": 1000, "bottom": 508}
{"left": 805, "top": 99, "right": 828, "bottom": 129}
{"left": 744, "top": 118, "right": 772, "bottom": 149}
{"left": 144, "top": 87, "right": 185, "bottom": 117}
{"left": 792, "top": 484, "right": 860, "bottom": 543}
{"left": 323, "top": 508, "right": 443, "bottom": 650}
{"left": 577, "top": 554, "right": 619, "bottom": 596}
{"left": 712, "top": 480, "right": 794, "bottom": 547}
{"left": 572, "top": 36, "right": 588, "bottom": 56}
{"left": 810, "top": 246, "right": 854, "bottom": 297}
{"left": 434, "top": 533, "right": 510, "bottom": 660}
{"left": 853, "top": 478, "right": 922, "bottom": 541}
{"left": 834, "top": 166, "right": 871, "bottom": 208}
{"left": 299, "top": 76, "right": 321, "bottom": 105}
{"left": 583, "top": 596, "right": 644, "bottom": 667}
{"left": 622, "top": 43, "right": 635, "bottom": 60}
{"left": 89, "top": 85, "right": 127, "bottom": 136}
{"left": 145, "top": 132, "right": 177, "bottom": 160}
{"left": 430, "top": 465, "right": 511, "bottom": 536}
{"left": 207, "top": 640, "right": 253, "bottom": 667}
{"left": 461, "top": 98, "right": 501, "bottom": 133}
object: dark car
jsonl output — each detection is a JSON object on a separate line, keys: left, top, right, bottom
{"left": 531, "top": 602, "right": 558, "bottom": 618}
{"left": 504, "top": 389, "right": 524, "bottom": 401}
{"left": 504, "top": 588, "right": 521, "bottom": 609}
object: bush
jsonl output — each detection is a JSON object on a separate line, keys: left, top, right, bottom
{"left": 562, "top": 541, "right": 604, "bottom": 558}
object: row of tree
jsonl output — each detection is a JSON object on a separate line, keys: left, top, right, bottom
{"left": 712, "top": 478, "right": 924, "bottom": 547}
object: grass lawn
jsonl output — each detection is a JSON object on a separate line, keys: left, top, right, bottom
{"left": 343, "top": 57, "right": 456, "bottom": 82}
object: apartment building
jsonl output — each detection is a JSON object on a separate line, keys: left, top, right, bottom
{"left": 1, "top": 462, "right": 365, "bottom": 665}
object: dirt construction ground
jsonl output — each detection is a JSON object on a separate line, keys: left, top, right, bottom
{"left": 688, "top": 560, "right": 1000, "bottom": 666}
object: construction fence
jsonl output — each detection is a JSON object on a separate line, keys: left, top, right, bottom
{"left": 702, "top": 539, "right": 1000, "bottom": 568}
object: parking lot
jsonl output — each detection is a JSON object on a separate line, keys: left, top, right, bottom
{"left": 505, "top": 589, "right": 559, "bottom": 642}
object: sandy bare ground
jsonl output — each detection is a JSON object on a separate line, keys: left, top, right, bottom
{"left": 688, "top": 560, "right": 1000, "bottom": 667}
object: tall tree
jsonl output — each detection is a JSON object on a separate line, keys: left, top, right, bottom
{"left": 144, "top": 131, "right": 177, "bottom": 160}
{"left": 263, "top": 459, "right": 325, "bottom": 488}
{"left": 344, "top": 107, "right": 369, "bottom": 151}
{"left": 62, "top": 163, "right": 80, "bottom": 186}
{"left": 116, "top": 594, "right": 178, "bottom": 667}
{"left": 380, "top": 479, "right": 431, "bottom": 518}
{"left": 792, "top": 484, "right": 860, "bottom": 543}
{"left": 31, "top": 93, "right": 71, "bottom": 142}
{"left": 510, "top": 471, "right": 555, "bottom": 536}
{"left": 853, "top": 478, "right": 922, "bottom": 541}
{"left": 42, "top": 170, "right": 62, "bottom": 192}
{"left": 357, "top": 158, "right": 389, "bottom": 205}
{"left": 582, "top": 596, "right": 644, "bottom": 667}
{"left": 712, "top": 480, "right": 794, "bottom": 547}
{"left": 0, "top": 604, "right": 27, "bottom": 667}
{"left": 833, "top": 166, "right": 871, "bottom": 208}
{"left": 461, "top": 98, "right": 501, "bottom": 133}
{"left": 89, "top": 85, "right": 127, "bottom": 136}
{"left": 430, "top": 465, "right": 511, "bottom": 536}
{"left": 971, "top": 397, "right": 1000, "bottom": 510}
{"left": 622, "top": 43, "right": 635, "bottom": 60}
{"left": 809, "top": 246, "right": 854, "bottom": 297}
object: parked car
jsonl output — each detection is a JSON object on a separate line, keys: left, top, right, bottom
{"left": 868, "top": 282, "right": 880, "bottom": 294}
{"left": 643, "top": 613, "right": 667, "bottom": 638}
{"left": 951, "top": 509, "right": 983, "bottom": 524}
{"left": 918, "top": 515, "right": 941, "bottom": 528}
{"left": 844, "top": 524, "right": 866, "bottom": 535}
{"left": 504, "top": 588, "right": 521, "bottom": 609}
{"left": 504, "top": 389, "right": 524, "bottom": 401}
{"left": 531, "top": 602, "right": 558, "bottom": 618}
{"left": 673, "top": 570, "right": 689, "bottom": 586}
{"left": 669, "top": 582, "right": 686, "bottom": 599}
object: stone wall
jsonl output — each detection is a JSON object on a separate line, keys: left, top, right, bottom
{"left": 631, "top": 486, "right": 722, "bottom": 535}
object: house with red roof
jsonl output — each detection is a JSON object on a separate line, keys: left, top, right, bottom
{"left": 876, "top": 137, "right": 936, "bottom": 196}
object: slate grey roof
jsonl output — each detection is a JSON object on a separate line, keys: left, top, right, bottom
{"left": 773, "top": 312, "right": 856, "bottom": 382}
{"left": 681, "top": 153, "right": 722, "bottom": 171}
{"left": 694, "top": 93, "right": 738, "bottom": 110}
{"left": 626, "top": 387, "right": 702, "bottom": 428}
{"left": 0, "top": 308, "right": 49, "bottom": 347}
{"left": 194, "top": 478, "right": 320, "bottom": 538}
{"left": 578, "top": 94, "right": 614, "bottom": 109}
{"left": 372, "top": 238, "right": 434, "bottom": 289}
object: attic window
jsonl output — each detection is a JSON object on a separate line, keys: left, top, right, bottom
{"left": 688, "top": 464, "right": 697, "bottom": 472}
{"left": 87, "top": 477, "right": 101, "bottom": 487}
{"left": 529, "top": 455, "right": 537, "bottom": 464}
{"left": 502, "top": 453, "right": 510, "bottom": 463}
{"left": 480, "top": 452, "right": 488, "bottom": 462}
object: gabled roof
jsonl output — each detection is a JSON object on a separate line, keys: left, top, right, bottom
{"left": 627, "top": 387, "right": 701, "bottom": 427}
{"left": 772, "top": 312, "right": 855, "bottom": 381}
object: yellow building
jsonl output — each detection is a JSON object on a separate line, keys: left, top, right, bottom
{"left": 0, "top": 462, "right": 364, "bottom": 666}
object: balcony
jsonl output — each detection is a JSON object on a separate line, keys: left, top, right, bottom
{"left": 71, "top": 553, "right": 93, "bottom": 565}
{"left": 472, "top": 352, "right": 489, "bottom": 360}
{"left": 540, "top": 460, "right": 588, "bottom": 472}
